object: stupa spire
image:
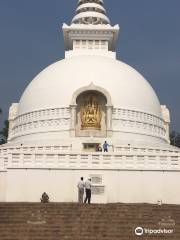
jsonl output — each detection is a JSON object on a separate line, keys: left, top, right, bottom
{"left": 62, "top": 0, "right": 119, "bottom": 57}
{"left": 72, "top": 0, "right": 110, "bottom": 25}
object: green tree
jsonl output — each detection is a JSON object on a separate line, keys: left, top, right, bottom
{"left": 0, "top": 108, "right": 9, "bottom": 144}
{"left": 170, "top": 131, "right": 180, "bottom": 148}
{"left": 0, "top": 120, "right": 9, "bottom": 145}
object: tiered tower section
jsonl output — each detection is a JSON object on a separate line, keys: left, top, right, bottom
{"left": 72, "top": 0, "right": 110, "bottom": 25}
{"left": 63, "top": 0, "right": 119, "bottom": 58}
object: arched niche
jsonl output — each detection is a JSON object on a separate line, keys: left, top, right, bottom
{"left": 70, "top": 83, "right": 113, "bottom": 137}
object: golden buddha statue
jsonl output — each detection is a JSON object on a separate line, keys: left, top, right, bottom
{"left": 80, "top": 94, "right": 102, "bottom": 129}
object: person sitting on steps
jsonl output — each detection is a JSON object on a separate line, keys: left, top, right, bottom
{"left": 41, "top": 192, "right": 49, "bottom": 203}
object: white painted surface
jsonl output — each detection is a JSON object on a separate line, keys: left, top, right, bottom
{"left": 161, "top": 105, "right": 170, "bottom": 142}
{"left": 0, "top": 171, "right": 7, "bottom": 202}
{"left": 7, "top": 149, "right": 180, "bottom": 171}
{"left": 72, "top": 12, "right": 110, "bottom": 24}
{"left": 18, "top": 56, "right": 162, "bottom": 117}
{"left": 1, "top": 142, "right": 179, "bottom": 204}
{"left": 5, "top": 169, "right": 180, "bottom": 204}
{"left": 76, "top": 3, "right": 106, "bottom": 13}
{"left": 12, "top": 55, "right": 165, "bottom": 143}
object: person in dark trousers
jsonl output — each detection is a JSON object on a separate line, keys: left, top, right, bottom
{"left": 84, "top": 179, "right": 92, "bottom": 204}
{"left": 77, "top": 177, "right": 85, "bottom": 203}
{"left": 103, "top": 141, "right": 109, "bottom": 152}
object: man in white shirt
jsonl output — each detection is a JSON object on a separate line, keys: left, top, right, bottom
{"left": 77, "top": 177, "right": 85, "bottom": 203}
{"left": 84, "top": 179, "right": 92, "bottom": 204}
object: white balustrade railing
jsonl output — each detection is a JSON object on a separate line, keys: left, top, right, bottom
{"left": 0, "top": 153, "right": 8, "bottom": 171}
{"left": 1, "top": 144, "right": 180, "bottom": 171}
{"left": 6, "top": 151, "right": 180, "bottom": 171}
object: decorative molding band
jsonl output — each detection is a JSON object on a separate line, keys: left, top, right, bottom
{"left": 15, "top": 108, "right": 70, "bottom": 125}
{"left": 9, "top": 107, "right": 166, "bottom": 140}
{"left": 9, "top": 108, "right": 71, "bottom": 140}
{"left": 112, "top": 108, "right": 166, "bottom": 139}
{"left": 113, "top": 108, "right": 164, "bottom": 126}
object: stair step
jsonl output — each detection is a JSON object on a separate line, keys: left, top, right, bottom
{"left": 0, "top": 203, "right": 179, "bottom": 239}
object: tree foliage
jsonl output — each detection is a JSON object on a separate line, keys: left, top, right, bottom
{"left": 0, "top": 120, "right": 9, "bottom": 144}
{"left": 170, "top": 131, "right": 180, "bottom": 148}
{"left": 0, "top": 108, "right": 9, "bottom": 145}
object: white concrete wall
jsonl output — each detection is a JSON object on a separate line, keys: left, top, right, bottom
{"left": 5, "top": 169, "right": 180, "bottom": 204}
{"left": 0, "top": 171, "right": 7, "bottom": 202}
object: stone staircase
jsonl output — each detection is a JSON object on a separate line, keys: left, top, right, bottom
{"left": 0, "top": 203, "right": 179, "bottom": 240}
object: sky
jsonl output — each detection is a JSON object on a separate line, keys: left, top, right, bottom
{"left": 0, "top": 0, "right": 180, "bottom": 131}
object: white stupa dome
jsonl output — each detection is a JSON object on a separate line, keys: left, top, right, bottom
{"left": 8, "top": 55, "right": 166, "bottom": 145}
{"left": 18, "top": 55, "right": 162, "bottom": 117}
{"left": 9, "top": 0, "right": 166, "bottom": 145}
